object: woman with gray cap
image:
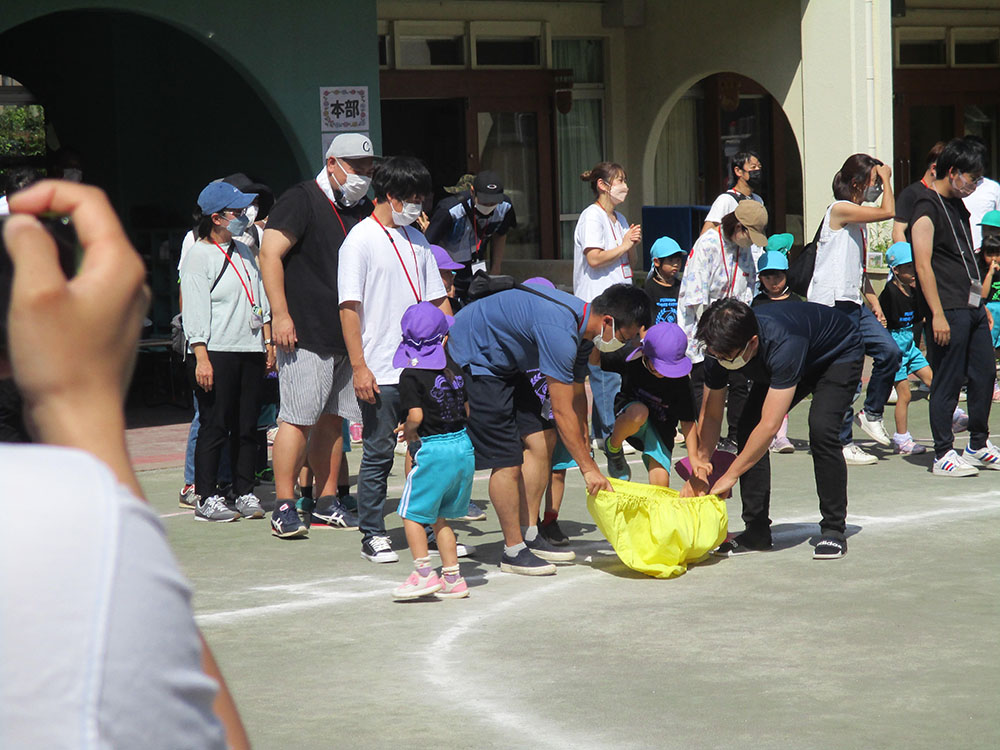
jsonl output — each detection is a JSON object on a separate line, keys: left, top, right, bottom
{"left": 181, "top": 181, "right": 272, "bottom": 522}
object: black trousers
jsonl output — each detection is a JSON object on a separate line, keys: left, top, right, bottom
{"left": 737, "top": 358, "right": 862, "bottom": 545}
{"left": 189, "top": 351, "right": 265, "bottom": 498}
{"left": 690, "top": 361, "right": 749, "bottom": 443}
{"left": 925, "top": 306, "right": 994, "bottom": 459}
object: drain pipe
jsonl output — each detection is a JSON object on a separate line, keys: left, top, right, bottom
{"left": 865, "top": 0, "right": 877, "bottom": 156}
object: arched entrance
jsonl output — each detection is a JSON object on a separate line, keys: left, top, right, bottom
{"left": 643, "top": 72, "right": 804, "bottom": 250}
{"left": 0, "top": 9, "right": 301, "bottom": 335}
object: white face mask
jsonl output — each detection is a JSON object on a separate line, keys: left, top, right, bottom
{"left": 716, "top": 342, "right": 751, "bottom": 370}
{"left": 332, "top": 159, "right": 371, "bottom": 206}
{"left": 244, "top": 204, "right": 259, "bottom": 225}
{"left": 593, "top": 318, "right": 626, "bottom": 353}
{"left": 392, "top": 199, "right": 423, "bottom": 227}
{"left": 475, "top": 202, "right": 497, "bottom": 215}
{"left": 609, "top": 183, "right": 629, "bottom": 203}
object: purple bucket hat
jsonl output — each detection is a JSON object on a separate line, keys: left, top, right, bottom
{"left": 393, "top": 302, "right": 450, "bottom": 370}
{"left": 430, "top": 244, "right": 464, "bottom": 271}
{"left": 625, "top": 322, "right": 692, "bottom": 377}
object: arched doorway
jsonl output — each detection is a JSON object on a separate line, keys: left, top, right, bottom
{"left": 0, "top": 9, "right": 301, "bottom": 335}
{"left": 645, "top": 72, "right": 804, "bottom": 250}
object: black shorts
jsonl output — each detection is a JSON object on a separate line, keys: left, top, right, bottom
{"left": 465, "top": 370, "right": 554, "bottom": 470}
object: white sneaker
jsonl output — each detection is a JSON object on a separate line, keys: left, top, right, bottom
{"left": 843, "top": 443, "right": 877, "bottom": 465}
{"left": 933, "top": 449, "right": 979, "bottom": 477}
{"left": 963, "top": 441, "right": 1000, "bottom": 470}
{"left": 854, "top": 410, "right": 891, "bottom": 447}
{"left": 892, "top": 435, "right": 927, "bottom": 455}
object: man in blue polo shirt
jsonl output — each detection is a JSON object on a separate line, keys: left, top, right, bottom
{"left": 448, "top": 283, "right": 651, "bottom": 575}
{"left": 685, "top": 299, "right": 864, "bottom": 560}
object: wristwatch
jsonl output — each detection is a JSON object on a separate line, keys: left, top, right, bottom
{"left": 264, "top": 339, "right": 273, "bottom": 346}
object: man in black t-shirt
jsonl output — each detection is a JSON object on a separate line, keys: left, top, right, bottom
{"left": 908, "top": 136, "right": 999, "bottom": 476}
{"left": 259, "top": 133, "right": 376, "bottom": 540}
{"left": 686, "top": 299, "right": 863, "bottom": 560}
{"left": 425, "top": 170, "right": 516, "bottom": 300}
{"left": 893, "top": 141, "right": 945, "bottom": 244}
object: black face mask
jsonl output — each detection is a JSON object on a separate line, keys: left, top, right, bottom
{"left": 745, "top": 169, "right": 763, "bottom": 190}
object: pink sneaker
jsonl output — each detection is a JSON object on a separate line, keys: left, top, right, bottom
{"left": 392, "top": 570, "right": 442, "bottom": 600}
{"left": 436, "top": 575, "right": 470, "bottom": 599}
{"left": 893, "top": 435, "right": 927, "bottom": 454}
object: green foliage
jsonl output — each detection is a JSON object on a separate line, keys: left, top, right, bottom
{"left": 0, "top": 105, "right": 46, "bottom": 157}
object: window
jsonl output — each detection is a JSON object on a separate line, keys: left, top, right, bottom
{"left": 896, "top": 28, "right": 947, "bottom": 67}
{"left": 0, "top": 78, "right": 46, "bottom": 183}
{"left": 952, "top": 28, "right": 1000, "bottom": 67}
{"left": 475, "top": 38, "right": 540, "bottom": 66}
{"left": 470, "top": 21, "right": 545, "bottom": 69}
{"left": 392, "top": 21, "right": 466, "bottom": 69}
{"left": 553, "top": 39, "right": 605, "bottom": 260}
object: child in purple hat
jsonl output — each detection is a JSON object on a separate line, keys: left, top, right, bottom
{"left": 600, "top": 322, "right": 710, "bottom": 486}
{"left": 431, "top": 244, "right": 466, "bottom": 313}
{"left": 392, "top": 302, "right": 475, "bottom": 600}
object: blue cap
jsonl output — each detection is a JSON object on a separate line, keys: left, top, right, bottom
{"left": 757, "top": 250, "right": 789, "bottom": 274}
{"left": 886, "top": 241, "right": 913, "bottom": 267}
{"left": 197, "top": 182, "right": 256, "bottom": 215}
{"left": 650, "top": 236, "right": 685, "bottom": 259}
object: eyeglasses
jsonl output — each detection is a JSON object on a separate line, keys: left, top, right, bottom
{"left": 218, "top": 208, "right": 245, "bottom": 218}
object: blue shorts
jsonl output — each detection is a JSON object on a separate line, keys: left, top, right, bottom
{"left": 616, "top": 401, "right": 673, "bottom": 471}
{"left": 551, "top": 437, "right": 577, "bottom": 471}
{"left": 397, "top": 428, "right": 475, "bottom": 524}
{"left": 890, "top": 327, "right": 929, "bottom": 382}
{"left": 987, "top": 301, "right": 1000, "bottom": 348}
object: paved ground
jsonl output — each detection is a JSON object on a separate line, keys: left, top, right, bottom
{"left": 137, "top": 403, "right": 1000, "bottom": 750}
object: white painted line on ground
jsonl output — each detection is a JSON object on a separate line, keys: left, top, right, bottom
{"left": 160, "top": 510, "right": 192, "bottom": 518}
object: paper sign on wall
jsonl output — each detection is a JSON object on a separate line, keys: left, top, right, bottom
{"left": 320, "top": 86, "right": 369, "bottom": 132}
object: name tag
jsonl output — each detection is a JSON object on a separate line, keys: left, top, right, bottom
{"left": 472, "top": 261, "right": 487, "bottom": 275}
{"left": 621, "top": 257, "right": 632, "bottom": 279}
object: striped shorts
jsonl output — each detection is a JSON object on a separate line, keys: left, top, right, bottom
{"left": 277, "top": 348, "right": 361, "bottom": 426}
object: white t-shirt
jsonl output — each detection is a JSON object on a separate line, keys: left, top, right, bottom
{"left": 963, "top": 177, "right": 1000, "bottom": 250}
{"left": 704, "top": 189, "right": 764, "bottom": 223}
{"left": 573, "top": 202, "right": 633, "bottom": 302}
{"left": 676, "top": 226, "right": 757, "bottom": 362}
{"left": 0, "top": 445, "right": 225, "bottom": 749}
{"left": 0, "top": 195, "right": 9, "bottom": 216}
{"left": 807, "top": 201, "right": 865, "bottom": 307}
{"left": 338, "top": 217, "right": 447, "bottom": 386}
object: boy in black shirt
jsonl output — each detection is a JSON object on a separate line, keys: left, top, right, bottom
{"left": 908, "top": 137, "right": 998, "bottom": 476}
{"left": 601, "top": 322, "right": 706, "bottom": 486}
{"left": 393, "top": 303, "right": 474, "bottom": 600}
{"left": 645, "top": 236, "right": 684, "bottom": 324}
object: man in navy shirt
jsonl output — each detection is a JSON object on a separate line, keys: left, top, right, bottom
{"left": 448, "top": 283, "right": 651, "bottom": 575}
{"left": 685, "top": 299, "right": 863, "bottom": 560}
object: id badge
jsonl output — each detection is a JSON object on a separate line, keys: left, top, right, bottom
{"left": 621, "top": 257, "right": 632, "bottom": 279}
{"left": 250, "top": 305, "right": 264, "bottom": 332}
{"left": 969, "top": 280, "right": 982, "bottom": 308}
{"left": 472, "top": 261, "right": 487, "bottom": 275}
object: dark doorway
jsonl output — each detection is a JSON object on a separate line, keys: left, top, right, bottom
{"left": 381, "top": 98, "right": 466, "bottom": 206}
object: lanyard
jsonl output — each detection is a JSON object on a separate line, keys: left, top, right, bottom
{"left": 468, "top": 201, "right": 496, "bottom": 262}
{"left": 371, "top": 215, "right": 422, "bottom": 302}
{"left": 605, "top": 208, "right": 622, "bottom": 244}
{"left": 717, "top": 227, "right": 741, "bottom": 297}
{"left": 920, "top": 177, "right": 931, "bottom": 189}
{"left": 316, "top": 183, "right": 347, "bottom": 236}
{"left": 933, "top": 188, "right": 980, "bottom": 284}
{"left": 212, "top": 241, "right": 255, "bottom": 306}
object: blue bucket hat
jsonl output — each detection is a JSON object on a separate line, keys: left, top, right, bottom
{"left": 885, "top": 241, "right": 913, "bottom": 267}
{"left": 757, "top": 250, "right": 789, "bottom": 274}
{"left": 650, "top": 236, "right": 685, "bottom": 260}
{"left": 766, "top": 233, "right": 794, "bottom": 254}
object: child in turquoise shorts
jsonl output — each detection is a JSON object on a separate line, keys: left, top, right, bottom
{"left": 393, "top": 302, "right": 475, "bottom": 601}
{"left": 601, "top": 322, "right": 707, "bottom": 486}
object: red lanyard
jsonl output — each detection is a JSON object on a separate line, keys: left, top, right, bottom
{"left": 920, "top": 177, "right": 931, "bottom": 189}
{"left": 316, "top": 183, "right": 347, "bottom": 236}
{"left": 212, "top": 241, "right": 255, "bottom": 306}
{"left": 717, "top": 227, "right": 741, "bottom": 297}
{"left": 604, "top": 207, "right": 622, "bottom": 244}
{"left": 371, "top": 215, "right": 422, "bottom": 302}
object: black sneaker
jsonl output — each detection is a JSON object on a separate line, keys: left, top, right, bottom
{"left": 525, "top": 533, "right": 575, "bottom": 562}
{"left": 451, "top": 500, "right": 487, "bottom": 522}
{"left": 499, "top": 547, "right": 556, "bottom": 576}
{"left": 361, "top": 534, "right": 400, "bottom": 563}
{"left": 717, "top": 437, "right": 739, "bottom": 454}
{"left": 604, "top": 438, "right": 631, "bottom": 481}
{"left": 813, "top": 537, "right": 847, "bottom": 559}
{"left": 271, "top": 501, "right": 308, "bottom": 539}
{"left": 711, "top": 533, "right": 772, "bottom": 557}
{"left": 311, "top": 497, "right": 359, "bottom": 529}
{"left": 538, "top": 518, "right": 569, "bottom": 546}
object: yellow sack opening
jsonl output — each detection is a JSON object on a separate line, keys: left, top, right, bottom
{"left": 587, "top": 478, "right": 728, "bottom": 579}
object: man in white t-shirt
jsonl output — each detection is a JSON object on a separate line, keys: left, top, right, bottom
{"left": 1, "top": 180, "right": 247, "bottom": 748}
{"left": 964, "top": 175, "right": 1000, "bottom": 250}
{"left": 700, "top": 151, "right": 765, "bottom": 235}
{"left": 339, "top": 156, "right": 451, "bottom": 564}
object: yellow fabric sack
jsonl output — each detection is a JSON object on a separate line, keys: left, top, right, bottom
{"left": 587, "top": 478, "right": 728, "bottom": 579}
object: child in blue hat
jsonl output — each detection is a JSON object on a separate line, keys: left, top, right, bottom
{"left": 879, "top": 242, "right": 936, "bottom": 455}
{"left": 393, "top": 302, "right": 475, "bottom": 600}
{"left": 751, "top": 234, "right": 802, "bottom": 453}
{"left": 645, "top": 236, "right": 685, "bottom": 324}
